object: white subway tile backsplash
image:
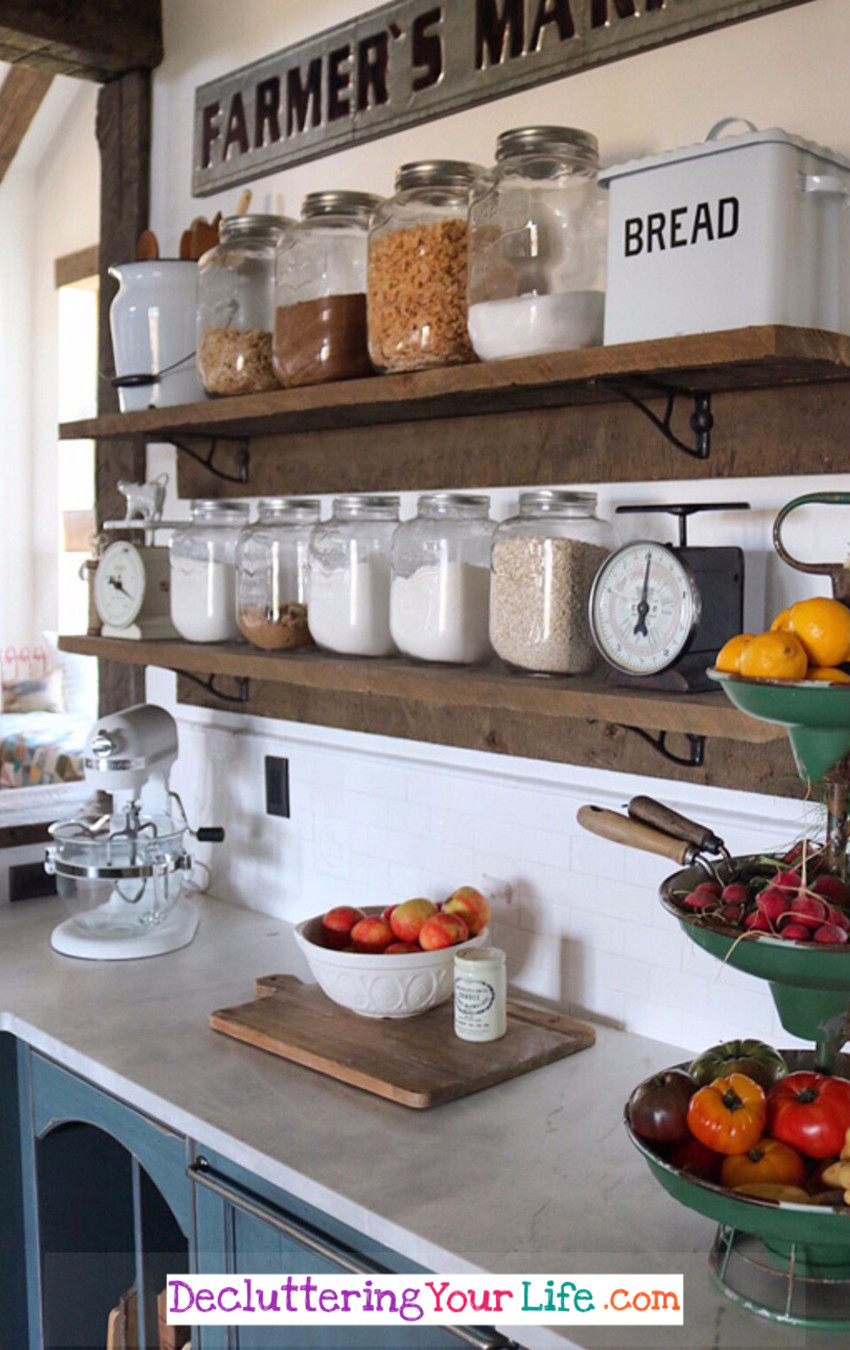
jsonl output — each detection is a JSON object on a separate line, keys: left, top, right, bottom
{"left": 164, "top": 683, "right": 815, "bottom": 1055}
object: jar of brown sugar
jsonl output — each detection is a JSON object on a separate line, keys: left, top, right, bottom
{"left": 367, "top": 161, "right": 484, "bottom": 373}
{"left": 235, "top": 498, "right": 321, "bottom": 650}
{"left": 197, "top": 215, "right": 293, "bottom": 396}
{"left": 274, "top": 191, "right": 382, "bottom": 388}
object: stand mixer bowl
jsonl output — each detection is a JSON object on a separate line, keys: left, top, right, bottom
{"left": 46, "top": 808, "right": 191, "bottom": 938}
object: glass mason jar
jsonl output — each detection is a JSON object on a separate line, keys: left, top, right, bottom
{"left": 308, "top": 496, "right": 400, "bottom": 657}
{"left": 236, "top": 498, "right": 321, "bottom": 650}
{"left": 468, "top": 127, "right": 607, "bottom": 360}
{"left": 367, "top": 161, "right": 484, "bottom": 373}
{"left": 170, "top": 500, "right": 250, "bottom": 643}
{"left": 390, "top": 493, "right": 494, "bottom": 665}
{"left": 197, "top": 215, "right": 293, "bottom": 396}
{"left": 273, "top": 191, "right": 382, "bottom": 387}
{"left": 489, "top": 490, "right": 612, "bottom": 675}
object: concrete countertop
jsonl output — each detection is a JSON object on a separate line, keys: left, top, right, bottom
{"left": 0, "top": 894, "right": 834, "bottom": 1350}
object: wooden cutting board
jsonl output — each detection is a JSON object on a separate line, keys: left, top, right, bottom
{"left": 210, "top": 974, "right": 595, "bottom": 1109}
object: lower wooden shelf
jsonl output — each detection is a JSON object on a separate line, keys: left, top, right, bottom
{"left": 62, "top": 634, "right": 802, "bottom": 798}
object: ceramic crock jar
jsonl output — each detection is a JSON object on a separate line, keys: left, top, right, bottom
{"left": 489, "top": 490, "right": 612, "bottom": 675}
{"left": 468, "top": 127, "right": 607, "bottom": 360}
{"left": 390, "top": 493, "right": 494, "bottom": 665}
{"left": 307, "top": 496, "right": 400, "bottom": 657}
{"left": 109, "top": 261, "right": 205, "bottom": 411}
{"left": 273, "top": 191, "right": 382, "bottom": 387}
{"left": 197, "top": 215, "right": 293, "bottom": 396}
{"left": 367, "top": 161, "right": 483, "bottom": 372}
{"left": 170, "top": 500, "right": 250, "bottom": 643}
{"left": 235, "top": 497, "right": 321, "bottom": 650}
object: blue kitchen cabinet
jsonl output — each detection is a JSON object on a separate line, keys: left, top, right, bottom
{"left": 191, "top": 1147, "right": 517, "bottom": 1350}
{"left": 18, "top": 1047, "right": 194, "bottom": 1350}
{"left": 0, "top": 1033, "right": 28, "bottom": 1350}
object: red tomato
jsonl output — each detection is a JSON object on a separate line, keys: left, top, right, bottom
{"left": 767, "top": 1072, "right": 850, "bottom": 1159}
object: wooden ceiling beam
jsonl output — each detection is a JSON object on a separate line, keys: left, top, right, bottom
{"left": 0, "top": 1, "right": 162, "bottom": 82}
{"left": 0, "top": 65, "right": 52, "bottom": 185}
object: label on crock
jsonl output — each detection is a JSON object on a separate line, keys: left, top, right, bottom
{"left": 455, "top": 975, "right": 496, "bottom": 1020}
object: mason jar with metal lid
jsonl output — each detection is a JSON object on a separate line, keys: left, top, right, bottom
{"left": 236, "top": 497, "right": 321, "bottom": 650}
{"left": 489, "top": 490, "right": 613, "bottom": 675}
{"left": 367, "top": 160, "right": 484, "bottom": 372}
{"left": 274, "top": 191, "right": 382, "bottom": 388}
{"left": 390, "top": 493, "right": 494, "bottom": 665}
{"left": 307, "top": 496, "right": 400, "bottom": 657}
{"left": 468, "top": 127, "right": 607, "bottom": 360}
{"left": 197, "top": 214, "right": 293, "bottom": 396}
{"left": 170, "top": 500, "right": 250, "bottom": 643}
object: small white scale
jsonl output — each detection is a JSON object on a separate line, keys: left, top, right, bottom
{"left": 589, "top": 502, "right": 750, "bottom": 693}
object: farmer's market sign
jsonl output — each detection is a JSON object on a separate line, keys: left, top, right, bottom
{"left": 193, "top": 0, "right": 815, "bottom": 195}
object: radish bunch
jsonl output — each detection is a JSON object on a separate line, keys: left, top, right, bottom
{"left": 679, "top": 867, "right": 850, "bottom": 944}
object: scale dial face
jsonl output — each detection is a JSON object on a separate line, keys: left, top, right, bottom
{"left": 590, "top": 541, "right": 701, "bottom": 676}
{"left": 94, "top": 541, "right": 146, "bottom": 628}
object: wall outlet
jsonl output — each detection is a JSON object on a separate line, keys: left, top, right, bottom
{"left": 265, "top": 755, "right": 290, "bottom": 818}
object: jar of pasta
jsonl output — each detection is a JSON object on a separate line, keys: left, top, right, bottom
{"left": 367, "top": 161, "right": 483, "bottom": 373}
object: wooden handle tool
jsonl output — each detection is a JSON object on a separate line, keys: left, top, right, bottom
{"left": 136, "top": 229, "right": 159, "bottom": 261}
{"left": 577, "top": 805, "right": 695, "bottom": 865}
{"left": 627, "top": 795, "right": 727, "bottom": 855}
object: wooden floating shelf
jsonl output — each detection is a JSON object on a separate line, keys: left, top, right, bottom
{"left": 60, "top": 326, "right": 850, "bottom": 443}
{"left": 61, "top": 635, "right": 803, "bottom": 798}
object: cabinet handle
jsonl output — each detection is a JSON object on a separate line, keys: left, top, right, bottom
{"left": 188, "top": 1160, "right": 515, "bottom": 1350}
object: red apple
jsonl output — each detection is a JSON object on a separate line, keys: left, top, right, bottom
{"left": 321, "top": 906, "right": 365, "bottom": 950}
{"left": 419, "top": 911, "right": 470, "bottom": 951}
{"left": 385, "top": 942, "right": 420, "bottom": 954}
{"left": 390, "top": 897, "right": 437, "bottom": 943}
{"left": 381, "top": 904, "right": 397, "bottom": 922}
{"left": 349, "top": 915, "right": 394, "bottom": 953}
{"left": 442, "top": 885, "right": 490, "bottom": 937}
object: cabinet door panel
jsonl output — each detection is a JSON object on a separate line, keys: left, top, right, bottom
{"left": 191, "top": 1158, "right": 512, "bottom": 1350}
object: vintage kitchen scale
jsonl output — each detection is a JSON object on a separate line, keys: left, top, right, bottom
{"left": 589, "top": 501, "right": 749, "bottom": 692}
{"left": 580, "top": 494, "right": 850, "bottom": 1326}
{"left": 46, "top": 704, "right": 223, "bottom": 960}
{"left": 94, "top": 477, "right": 182, "bottom": 640}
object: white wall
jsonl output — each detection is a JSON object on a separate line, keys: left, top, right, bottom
{"left": 0, "top": 165, "right": 35, "bottom": 649}
{"left": 149, "top": 0, "right": 850, "bottom": 1052}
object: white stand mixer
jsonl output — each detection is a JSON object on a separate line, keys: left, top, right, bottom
{"left": 45, "top": 704, "right": 223, "bottom": 960}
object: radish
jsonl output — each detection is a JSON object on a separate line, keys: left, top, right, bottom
{"left": 813, "top": 923, "right": 849, "bottom": 945}
{"left": 789, "top": 893, "right": 829, "bottom": 929}
{"left": 781, "top": 921, "right": 813, "bottom": 942}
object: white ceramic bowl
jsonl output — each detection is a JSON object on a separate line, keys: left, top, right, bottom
{"left": 294, "top": 907, "right": 489, "bottom": 1018}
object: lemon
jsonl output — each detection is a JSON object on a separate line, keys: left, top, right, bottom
{"left": 787, "top": 598, "right": 850, "bottom": 668}
{"left": 738, "top": 631, "right": 808, "bottom": 681}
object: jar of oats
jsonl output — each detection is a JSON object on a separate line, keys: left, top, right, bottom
{"left": 490, "top": 491, "right": 613, "bottom": 676}
{"left": 367, "top": 161, "right": 484, "bottom": 373}
{"left": 236, "top": 498, "right": 321, "bottom": 650}
{"left": 197, "top": 215, "right": 293, "bottom": 396}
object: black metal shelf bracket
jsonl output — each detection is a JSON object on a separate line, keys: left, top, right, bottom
{"left": 620, "top": 725, "right": 707, "bottom": 768}
{"left": 596, "top": 378, "right": 714, "bottom": 459}
{"left": 170, "top": 437, "right": 250, "bottom": 485}
{"left": 178, "top": 671, "right": 250, "bottom": 704}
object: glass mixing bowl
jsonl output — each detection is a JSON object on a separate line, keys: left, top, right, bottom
{"left": 46, "top": 808, "right": 191, "bottom": 938}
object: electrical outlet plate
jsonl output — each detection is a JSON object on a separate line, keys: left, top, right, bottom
{"left": 264, "top": 755, "right": 290, "bottom": 818}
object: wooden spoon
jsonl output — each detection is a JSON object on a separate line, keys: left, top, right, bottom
{"left": 137, "top": 229, "right": 159, "bottom": 261}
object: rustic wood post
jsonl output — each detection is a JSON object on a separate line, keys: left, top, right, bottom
{"left": 95, "top": 70, "right": 151, "bottom": 713}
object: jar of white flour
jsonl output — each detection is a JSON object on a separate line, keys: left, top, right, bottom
{"left": 390, "top": 493, "right": 494, "bottom": 664}
{"left": 307, "top": 496, "right": 400, "bottom": 656}
{"left": 170, "top": 500, "right": 250, "bottom": 643}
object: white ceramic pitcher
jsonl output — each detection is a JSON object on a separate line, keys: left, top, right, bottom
{"left": 109, "top": 260, "right": 206, "bottom": 411}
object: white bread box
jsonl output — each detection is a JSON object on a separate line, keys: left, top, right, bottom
{"left": 600, "top": 119, "right": 850, "bottom": 346}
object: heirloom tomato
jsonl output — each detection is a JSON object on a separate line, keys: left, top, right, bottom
{"left": 626, "top": 1070, "right": 696, "bottom": 1145}
{"left": 687, "top": 1073, "right": 767, "bottom": 1155}
{"left": 720, "top": 1137, "right": 806, "bottom": 1190}
{"left": 767, "top": 1072, "right": 850, "bottom": 1159}
{"left": 689, "top": 1039, "right": 787, "bottom": 1092}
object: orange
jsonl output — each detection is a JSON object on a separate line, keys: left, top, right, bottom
{"left": 786, "top": 597, "right": 850, "bottom": 668}
{"left": 715, "top": 633, "right": 756, "bottom": 673}
{"left": 806, "top": 666, "right": 850, "bottom": 684}
{"left": 738, "top": 630, "right": 808, "bottom": 681}
{"left": 771, "top": 608, "right": 792, "bottom": 632}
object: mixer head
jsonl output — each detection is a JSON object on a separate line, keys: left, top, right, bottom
{"left": 82, "top": 704, "right": 178, "bottom": 802}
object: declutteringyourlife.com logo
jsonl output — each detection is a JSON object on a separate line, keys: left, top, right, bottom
{"left": 167, "top": 1273, "right": 684, "bottom": 1327}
